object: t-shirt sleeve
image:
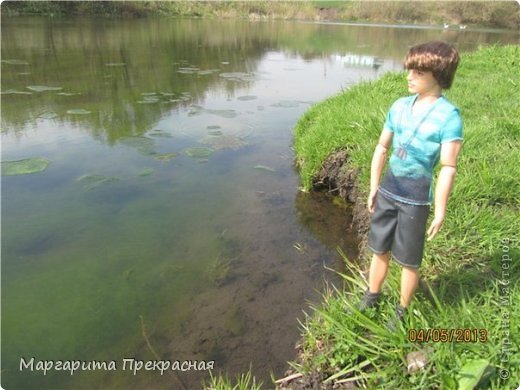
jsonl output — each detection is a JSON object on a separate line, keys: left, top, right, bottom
{"left": 383, "top": 100, "right": 400, "bottom": 132}
{"left": 440, "top": 109, "right": 463, "bottom": 143}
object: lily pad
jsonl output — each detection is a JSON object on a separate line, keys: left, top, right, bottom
{"left": 27, "top": 85, "right": 63, "bottom": 92}
{"left": 197, "top": 69, "right": 220, "bottom": 76}
{"left": 219, "top": 72, "right": 256, "bottom": 82}
{"left": 38, "top": 112, "right": 59, "bottom": 120}
{"left": 185, "top": 147, "right": 214, "bottom": 158}
{"left": 2, "top": 157, "right": 50, "bottom": 176}
{"left": 119, "top": 136, "right": 156, "bottom": 156}
{"left": 271, "top": 100, "right": 300, "bottom": 108}
{"left": 77, "top": 174, "right": 119, "bottom": 190}
{"left": 254, "top": 165, "right": 276, "bottom": 173}
{"left": 137, "top": 94, "right": 161, "bottom": 104}
{"left": 199, "top": 135, "right": 247, "bottom": 151}
{"left": 138, "top": 168, "right": 154, "bottom": 177}
{"left": 189, "top": 105, "right": 238, "bottom": 118}
{"left": 148, "top": 130, "right": 173, "bottom": 138}
{"left": 1, "top": 59, "right": 30, "bottom": 65}
{"left": 179, "top": 93, "right": 192, "bottom": 102}
{"left": 1, "top": 89, "right": 33, "bottom": 95}
{"left": 177, "top": 67, "right": 199, "bottom": 74}
{"left": 67, "top": 109, "right": 91, "bottom": 115}
{"left": 154, "top": 153, "right": 177, "bottom": 162}
{"left": 237, "top": 95, "right": 257, "bottom": 101}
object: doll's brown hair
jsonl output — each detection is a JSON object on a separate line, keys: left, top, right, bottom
{"left": 405, "top": 41, "right": 460, "bottom": 89}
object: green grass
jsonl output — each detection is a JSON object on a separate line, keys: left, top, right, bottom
{"left": 206, "top": 366, "right": 263, "bottom": 390}
{"left": 294, "top": 251, "right": 519, "bottom": 388}
{"left": 290, "top": 44, "right": 519, "bottom": 388}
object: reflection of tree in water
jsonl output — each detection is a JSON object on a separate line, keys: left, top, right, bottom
{"left": 1, "top": 18, "right": 270, "bottom": 142}
{"left": 2, "top": 17, "right": 515, "bottom": 141}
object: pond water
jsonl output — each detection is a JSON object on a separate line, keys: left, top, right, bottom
{"left": 1, "top": 16, "right": 517, "bottom": 389}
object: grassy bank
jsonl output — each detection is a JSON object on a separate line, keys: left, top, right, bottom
{"left": 2, "top": 1, "right": 519, "bottom": 29}
{"left": 287, "top": 44, "right": 519, "bottom": 388}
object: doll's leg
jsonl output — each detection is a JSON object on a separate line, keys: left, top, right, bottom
{"left": 400, "top": 265, "right": 420, "bottom": 307}
{"left": 369, "top": 251, "right": 390, "bottom": 293}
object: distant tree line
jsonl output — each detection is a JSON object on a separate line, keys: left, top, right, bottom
{"left": 2, "top": 1, "right": 519, "bottom": 30}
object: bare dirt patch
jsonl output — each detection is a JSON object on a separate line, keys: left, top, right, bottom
{"left": 311, "top": 149, "right": 370, "bottom": 251}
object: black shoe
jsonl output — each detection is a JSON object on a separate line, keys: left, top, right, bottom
{"left": 357, "top": 289, "right": 382, "bottom": 311}
{"left": 387, "top": 304, "right": 407, "bottom": 331}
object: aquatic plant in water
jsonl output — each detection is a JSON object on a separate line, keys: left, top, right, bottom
{"left": 219, "top": 72, "right": 256, "bottom": 82}
{"left": 2, "top": 157, "right": 50, "bottom": 176}
{"left": 206, "top": 255, "right": 232, "bottom": 287}
{"left": 154, "top": 153, "right": 177, "bottom": 162}
{"left": 237, "top": 95, "right": 257, "bottom": 101}
{"left": 271, "top": 100, "right": 301, "bottom": 108}
{"left": 199, "top": 134, "right": 247, "bottom": 151}
{"left": 138, "top": 168, "right": 154, "bottom": 177}
{"left": 148, "top": 130, "right": 173, "bottom": 138}
{"left": 76, "top": 174, "right": 119, "bottom": 190}
{"left": 185, "top": 147, "right": 214, "bottom": 158}
{"left": 27, "top": 85, "right": 63, "bottom": 92}
{"left": 1, "top": 89, "right": 32, "bottom": 95}
{"left": 119, "top": 136, "right": 156, "bottom": 156}
{"left": 224, "top": 306, "right": 247, "bottom": 337}
{"left": 254, "top": 165, "right": 276, "bottom": 173}
{"left": 1, "top": 59, "right": 30, "bottom": 65}
{"left": 189, "top": 106, "right": 238, "bottom": 118}
{"left": 67, "top": 109, "right": 91, "bottom": 115}
{"left": 38, "top": 112, "right": 59, "bottom": 120}
{"left": 138, "top": 95, "right": 161, "bottom": 104}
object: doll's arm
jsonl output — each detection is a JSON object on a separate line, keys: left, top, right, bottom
{"left": 368, "top": 129, "right": 393, "bottom": 213}
{"left": 427, "top": 140, "right": 462, "bottom": 240}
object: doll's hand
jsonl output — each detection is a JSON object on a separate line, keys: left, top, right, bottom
{"left": 367, "top": 191, "right": 377, "bottom": 214}
{"left": 427, "top": 215, "right": 444, "bottom": 241}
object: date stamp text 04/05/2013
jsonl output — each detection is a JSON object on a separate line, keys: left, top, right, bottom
{"left": 408, "top": 328, "right": 488, "bottom": 343}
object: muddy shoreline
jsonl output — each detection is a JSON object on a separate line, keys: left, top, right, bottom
{"left": 277, "top": 150, "right": 370, "bottom": 389}
{"left": 310, "top": 150, "right": 370, "bottom": 253}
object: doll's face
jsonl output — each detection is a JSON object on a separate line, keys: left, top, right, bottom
{"left": 406, "top": 69, "right": 440, "bottom": 97}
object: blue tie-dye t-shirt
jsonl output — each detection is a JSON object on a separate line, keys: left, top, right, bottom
{"left": 379, "top": 94, "right": 463, "bottom": 205}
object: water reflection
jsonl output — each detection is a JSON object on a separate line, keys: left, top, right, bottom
{"left": 3, "top": 17, "right": 517, "bottom": 138}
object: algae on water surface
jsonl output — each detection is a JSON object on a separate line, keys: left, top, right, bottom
{"left": 2, "top": 158, "right": 50, "bottom": 176}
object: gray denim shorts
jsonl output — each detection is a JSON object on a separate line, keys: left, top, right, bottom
{"left": 367, "top": 191, "right": 430, "bottom": 268}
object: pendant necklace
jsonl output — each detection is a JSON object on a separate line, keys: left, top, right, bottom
{"left": 396, "top": 96, "right": 441, "bottom": 160}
